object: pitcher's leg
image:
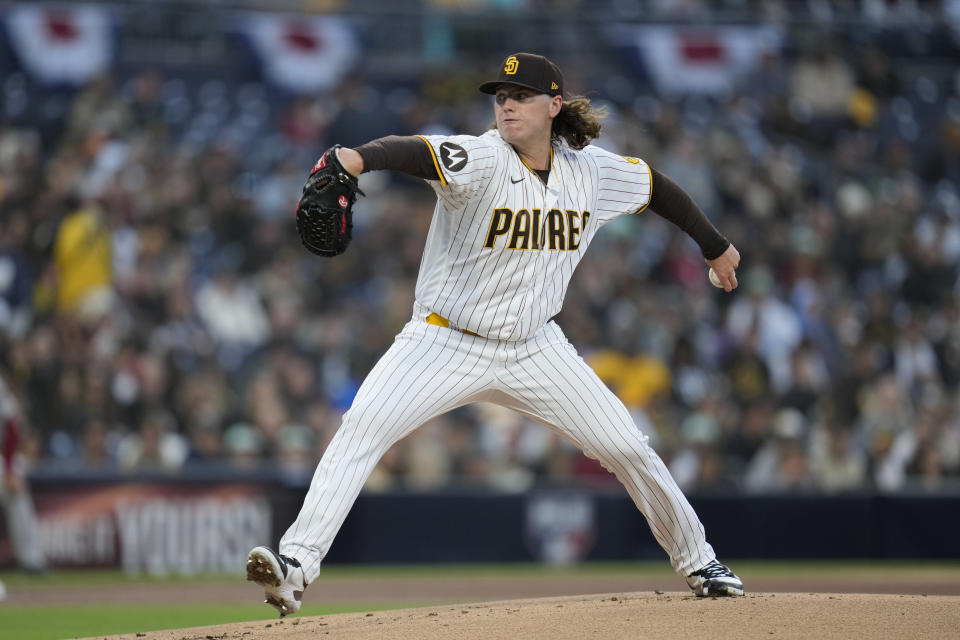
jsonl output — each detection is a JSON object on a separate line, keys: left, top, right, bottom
{"left": 498, "top": 335, "right": 715, "bottom": 576}
{"left": 280, "top": 327, "right": 494, "bottom": 583}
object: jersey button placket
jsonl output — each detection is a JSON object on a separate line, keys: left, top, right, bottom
{"left": 543, "top": 183, "right": 560, "bottom": 248}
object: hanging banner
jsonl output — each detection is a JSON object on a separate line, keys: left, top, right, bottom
{"left": 626, "top": 25, "right": 783, "bottom": 96}
{"left": 5, "top": 4, "right": 113, "bottom": 84}
{"left": 238, "top": 13, "right": 359, "bottom": 92}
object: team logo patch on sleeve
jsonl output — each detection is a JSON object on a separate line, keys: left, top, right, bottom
{"left": 621, "top": 156, "right": 640, "bottom": 165}
{"left": 439, "top": 142, "right": 468, "bottom": 172}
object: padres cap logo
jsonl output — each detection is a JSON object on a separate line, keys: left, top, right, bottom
{"left": 478, "top": 52, "right": 564, "bottom": 97}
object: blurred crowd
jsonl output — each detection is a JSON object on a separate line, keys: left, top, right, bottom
{"left": 1, "top": 11, "right": 960, "bottom": 496}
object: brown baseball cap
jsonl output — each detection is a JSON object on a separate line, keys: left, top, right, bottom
{"left": 478, "top": 52, "right": 564, "bottom": 97}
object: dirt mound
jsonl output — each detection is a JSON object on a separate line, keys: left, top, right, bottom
{"left": 80, "top": 592, "right": 960, "bottom": 640}
{"left": 9, "top": 567, "right": 959, "bottom": 607}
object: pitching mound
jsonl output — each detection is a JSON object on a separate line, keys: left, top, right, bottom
{"left": 81, "top": 591, "right": 959, "bottom": 640}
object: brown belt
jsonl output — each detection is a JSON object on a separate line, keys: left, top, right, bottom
{"left": 425, "top": 313, "right": 482, "bottom": 338}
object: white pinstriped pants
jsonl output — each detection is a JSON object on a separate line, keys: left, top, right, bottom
{"left": 280, "top": 313, "right": 716, "bottom": 583}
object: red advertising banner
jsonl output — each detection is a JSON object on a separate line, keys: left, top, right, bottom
{"left": 1, "top": 482, "right": 272, "bottom": 574}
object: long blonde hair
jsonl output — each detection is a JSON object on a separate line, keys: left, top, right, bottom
{"left": 491, "top": 95, "right": 607, "bottom": 150}
{"left": 551, "top": 95, "right": 606, "bottom": 149}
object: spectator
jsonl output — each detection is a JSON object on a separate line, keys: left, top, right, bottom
{"left": 51, "top": 201, "right": 114, "bottom": 321}
{"left": 726, "top": 266, "right": 803, "bottom": 394}
{"left": 76, "top": 417, "right": 117, "bottom": 470}
{"left": 669, "top": 409, "right": 725, "bottom": 492}
{"left": 808, "top": 418, "right": 868, "bottom": 493}
{"left": 223, "top": 422, "right": 265, "bottom": 469}
{"left": 275, "top": 423, "right": 316, "bottom": 478}
{"left": 194, "top": 253, "right": 271, "bottom": 369}
{"left": 743, "top": 408, "right": 813, "bottom": 493}
{"left": 780, "top": 342, "right": 830, "bottom": 416}
{"left": 116, "top": 408, "right": 188, "bottom": 471}
{"left": 789, "top": 43, "right": 855, "bottom": 121}
{"left": 0, "top": 212, "right": 34, "bottom": 339}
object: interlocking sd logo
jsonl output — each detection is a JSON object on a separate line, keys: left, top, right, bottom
{"left": 504, "top": 56, "right": 519, "bottom": 75}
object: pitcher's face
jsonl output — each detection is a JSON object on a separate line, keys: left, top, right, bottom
{"left": 494, "top": 84, "right": 561, "bottom": 147}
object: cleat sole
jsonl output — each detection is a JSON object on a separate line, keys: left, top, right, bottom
{"left": 246, "top": 552, "right": 282, "bottom": 588}
{"left": 265, "top": 594, "right": 290, "bottom": 617}
{"left": 702, "top": 582, "right": 744, "bottom": 597}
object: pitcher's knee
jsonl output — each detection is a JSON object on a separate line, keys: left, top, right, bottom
{"left": 333, "top": 409, "right": 410, "bottom": 462}
{"left": 590, "top": 432, "right": 655, "bottom": 469}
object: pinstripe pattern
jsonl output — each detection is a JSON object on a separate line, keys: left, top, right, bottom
{"left": 278, "top": 130, "right": 717, "bottom": 585}
{"left": 280, "top": 319, "right": 496, "bottom": 580}
{"left": 280, "top": 319, "right": 716, "bottom": 582}
{"left": 496, "top": 326, "right": 713, "bottom": 574}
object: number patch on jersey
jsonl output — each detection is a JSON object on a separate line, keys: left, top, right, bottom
{"left": 439, "top": 142, "right": 468, "bottom": 172}
{"left": 484, "top": 207, "right": 590, "bottom": 251}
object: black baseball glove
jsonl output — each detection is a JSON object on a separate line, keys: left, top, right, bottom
{"left": 295, "top": 145, "right": 365, "bottom": 257}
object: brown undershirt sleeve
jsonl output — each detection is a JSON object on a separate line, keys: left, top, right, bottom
{"left": 649, "top": 167, "right": 730, "bottom": 260}
{"left": 354, "top": 136, "right": 441, "bottom": 181}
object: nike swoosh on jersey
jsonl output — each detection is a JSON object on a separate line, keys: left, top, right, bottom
{"left": 510, "top": 177, "right": 523, "bottom": 184}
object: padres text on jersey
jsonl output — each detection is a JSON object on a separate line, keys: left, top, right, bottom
{"left": 415, "top": 130, "right": 651, "bottom": 341}
{"left": 483, "top": 208, "right": 591, "bottom": 251}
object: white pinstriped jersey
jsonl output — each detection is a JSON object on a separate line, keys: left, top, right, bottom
{"left": 415, "top": 130, "right": 652, "bottom": 342}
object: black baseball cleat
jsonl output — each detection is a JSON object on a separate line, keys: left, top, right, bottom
{"left": 246, "top": 546, "right": 307, "bottom": 617}
{"left": 686, "top": 559, "right": 744, "bottom": 597}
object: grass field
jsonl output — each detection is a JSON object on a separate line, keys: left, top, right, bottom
{"left": 0, "top": 569, "right": 417, "bottom": 640}
{"left": 1, "top": 560, "right": 958, "bottom": 640}
{"left": 0, "top": 603, "right": 381, "bottom": 640}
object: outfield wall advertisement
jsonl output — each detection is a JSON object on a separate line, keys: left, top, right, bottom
{"left": 2, "top": 480, "right": 957, "bottom": 572}
{"left": 7, "top": 483, "right": 271, "bottom": 574}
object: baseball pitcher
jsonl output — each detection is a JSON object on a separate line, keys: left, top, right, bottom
{"left": 248, "top": 52, "right": 743, "bottom": 616}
